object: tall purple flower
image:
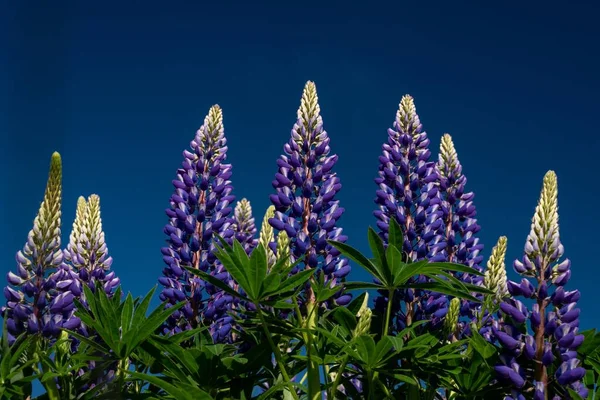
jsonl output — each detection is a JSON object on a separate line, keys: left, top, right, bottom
{"left": 2, "top": 153, "right": 80, "bottom": 343}
{"left": 231, "top": 198, "right": 258, "bottom": 254}
{"left": 63, "top": 195, "right": 120, "bottom": 297}
{"left": 494, "top": 171, "right": 587, "bottom": 399}
{"left": 158, "top": 105, "right": 236, "bottom": 341}
{"left": 372, "top": 95, "right": 446, "bottom": 331}
{"left": 435, "top": 134, "right": 485, "bottom": 326}
{"left": 268, "top": 81, "right": 351, "bottom": 309}
{"left": 435, "top": 134, "right": 484, "bottom": 269}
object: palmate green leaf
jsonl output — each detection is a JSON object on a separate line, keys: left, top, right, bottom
{"left": 392, "top": 260, "right": 428, "bottom": 288}
{"left": 263, "top": 268, "right": 315, "bottom": 298}
{"left": 63, "top": 330, "right": 110, "bottom": 355}
{"left": 95, "top": 285, "right": 121, "bottom": 347}
{"left": 129, "top": 287, "right": 156, "bottom": 336}
{"left": 261, "top": 271, "right": 281, "bottom": 295}
{"left": 328, "top": 240, "right": 381, "bottom": 280}
{"left": 121, "top": 293, "right": 135, "bottom": 334}
{"left": 354, "top": 335, "right": 377, "bottom": 365}
{"left": 331, "top": 307, "right": 358, "bottom": 332}
{"left": 368, "top": 227, "right": 389, "bottom": 277}
{"left": 127, "top": 371, "right": 213, "bottom": 400}
{"left": 213, "top": 236, "right": 252, "bottom": 293}
{"left": 315, "top": 328, "right": 349, "bottom": 348}
{"left": 248, "top": 243, "right": 268, "bottom": 299}
{"left": 257, "top": 381, "right": 305, "bottom": 400}
{"left": 342, "top": 281, "right": 383, "bottom": 291}
{"left": 405, "top": 281, "right": 481, "bottom": 303}
{"left": 123, "top": 300, "right": 186, "bottom": 357}
{"left": 370, "top": 336, "right": 395, "bottom": 368}
{"left": 186, "top": 267, "right": 250, "bottom": 302}
{"left": 421, "top": 261, "right": 485, "bottom": 277}
{"left": 387, "top": 217, "right": 405, "bottom": 252}
{"left": 346, "top": 292, "right": 368, "bottom": 316}
{"left": 578, "top": 329, "right": 600, "bottom": 356}
{"left": 469, "top": 329, "right": 496, "bottom": 359}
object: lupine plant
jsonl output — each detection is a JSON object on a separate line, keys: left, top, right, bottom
{"left": 2, "top": 82, "right": 598, "bottom": 400}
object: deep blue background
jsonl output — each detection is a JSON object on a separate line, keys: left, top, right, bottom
{"left": 1, "top": 1, "right": 599, "bottom": 331}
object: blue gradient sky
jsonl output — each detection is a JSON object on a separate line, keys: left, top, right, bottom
{"left": 1, "top": 1, "right": 599, "bottom": 329}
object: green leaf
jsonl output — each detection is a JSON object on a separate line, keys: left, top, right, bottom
{"left": 186, "top": 268, "right": 250, "bottom": 302}
{"left": 469, "top": 329, "right": 497, "bottom": 359}
{"left": 248, "top": 243, "right": 268, "bottom": 299}
{"left": 127, "top": 371, "right": 213, "bottom": 400}
{"left": 406, "top": 281, "right": 480, "bottom": 303}
{"left": 213, "top": 236, "right": 252, "bottom": 291}
{"left": 124, "top": 300, "right": 186, "bottom": 357}
{"left": 332, "top": 307, "right": 358, "bottom": 332}
{"left": 354, "top": 335, "right": 377, "bottom": 366}
{"left": 367, "top": 227, "right": 387, "bottom": 274}
{"left": 387, "top": 218, "right": 405, "bottom": 252}
{"left": 328, "top": 240, "right": 381, "bottom": 280}
{"left": 261, "top": 271, "right": 281, "bottom": 295}
{"left": 384, "top": 244, "right": 403, "bottom": 286}
{"left": 121, "top": 293, "right": 135, "bottom": 334}
{"left": 422, "top": 262, "right": 484, "bottom": 277}
{"left": 346, "top": 292, "right": 368, "bottom": 316}
{"left": 342, "top": 281, "right": 383, "bottom": 291}
{"left": 370, "top": 336, "right": 394, "bottom": 368}
{"left": 263, "top": 268, "right": 315, "bottom": 298}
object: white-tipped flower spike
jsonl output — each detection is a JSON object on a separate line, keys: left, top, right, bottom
{"left": 524, "top": 171, "right": 562, "bottom": 270}
{"left": 83, "top": 194, "right": 113, "bottom": 271}
{"left": 483, "top": 236, "right": 508, "bottom": 301}
{"left": 437, "top": 134, "right": 461, "bottom": 181}
{"left": 444, "top": 297, "right": 460, "bottom": 336}
{"left": 64, "top": 196, "right": 88, "bottom": 268}
{"left": 356, "top": 292, "right": 369, "bottom": 318}
{"left": 276, "top": 230, "right": 291, "bottom": 269}
{"left": 231, "top": 198, "right": 258, "bottom": 254}
{"left": 20, "top": 152, "right": 64, "bottom": 272}
{"left": 293, "top": 81, "right": 325, "bottom": 146}
{"left": 495, "top": 172, "right": 586, "bottom": 398}
{"left": 2, "top": 152, "right": 83, "bottom": 341}
{"left": 354, "top": 308, "right": 373, "bottom": 338}
{"left": 259, "top": 205, "right": 277, "bottom": 267}
{"left": 63, "top": 194, "right": 119, "bottom": 296}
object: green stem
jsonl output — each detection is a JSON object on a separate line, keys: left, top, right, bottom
{"left": 40, "top": 360, "right": 60, "bottom": 400}
{"left": 371, "top": 289, "right": 395, "bottom": 392}
{"left": 367, "top": 370, "right": 375, "bottom": 400}
{"left": 306, "top": 300, "right": 322, "bottom": 400}
{"left": 257, "top": 304, "right": 300, "bottom": 400}
{"left": 330, "top": 356, "right": 348, "bottom": 399}
{"left": 117, "top": 358, "right": 130, "bottom": 397}
{"left": 383, "top": 289, "right": 394, "bottom": 336}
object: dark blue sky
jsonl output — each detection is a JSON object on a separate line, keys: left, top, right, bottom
{"left": 1, "top": 1, "right": 599, "bottom": 328}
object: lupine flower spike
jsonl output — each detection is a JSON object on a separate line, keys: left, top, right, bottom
{"left": 63, "top": 194, "right": 120, "bottom": 298}
{"left": 158, "top": 105, "right": 236, "bottom": 342}
{"left": 494, "top": 171, "right": 587, "bottom": 399}
{"left": 268, "top": 81, "right": 350, "bottom": 310}
{"left": 2, "top": 152, "right": 81, "bottom": 343}
{"left": 373, "top": 95, "right": 446, "bottom": 331}
{"left": 475, "top": 236, "right": 508, "bottom": 340}
{"left": 436, "top": 134, "right": 484, "bottom": 329}
{"left": 231, "top": 198, "right": 258, "bottom": 254}
{"left": 259, "top": 205, "right": 277, "bottom": 268}
{"left": 483, "top": 236, "right": 508, "bottom": 303}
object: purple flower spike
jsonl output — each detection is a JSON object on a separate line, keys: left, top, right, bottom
{"left": 158, "top": 105, "right": 237, "bottom": 341}
{"left": 494, "top": 171, "right": 585, "bottom": 398}
{"left": 268, "top": 81, "right": 350, "bottom": 310}
{"left": 231, "top": 198, "right": 258, "bottom": 254}
{"left": 372, "top": 95, "right": 447, "bottom": 331}
{"left": 2, "top": 153, "right": 81, "bottom": 342}
{"left": 63, "top": 195, "right": 120, "bottom": 300}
